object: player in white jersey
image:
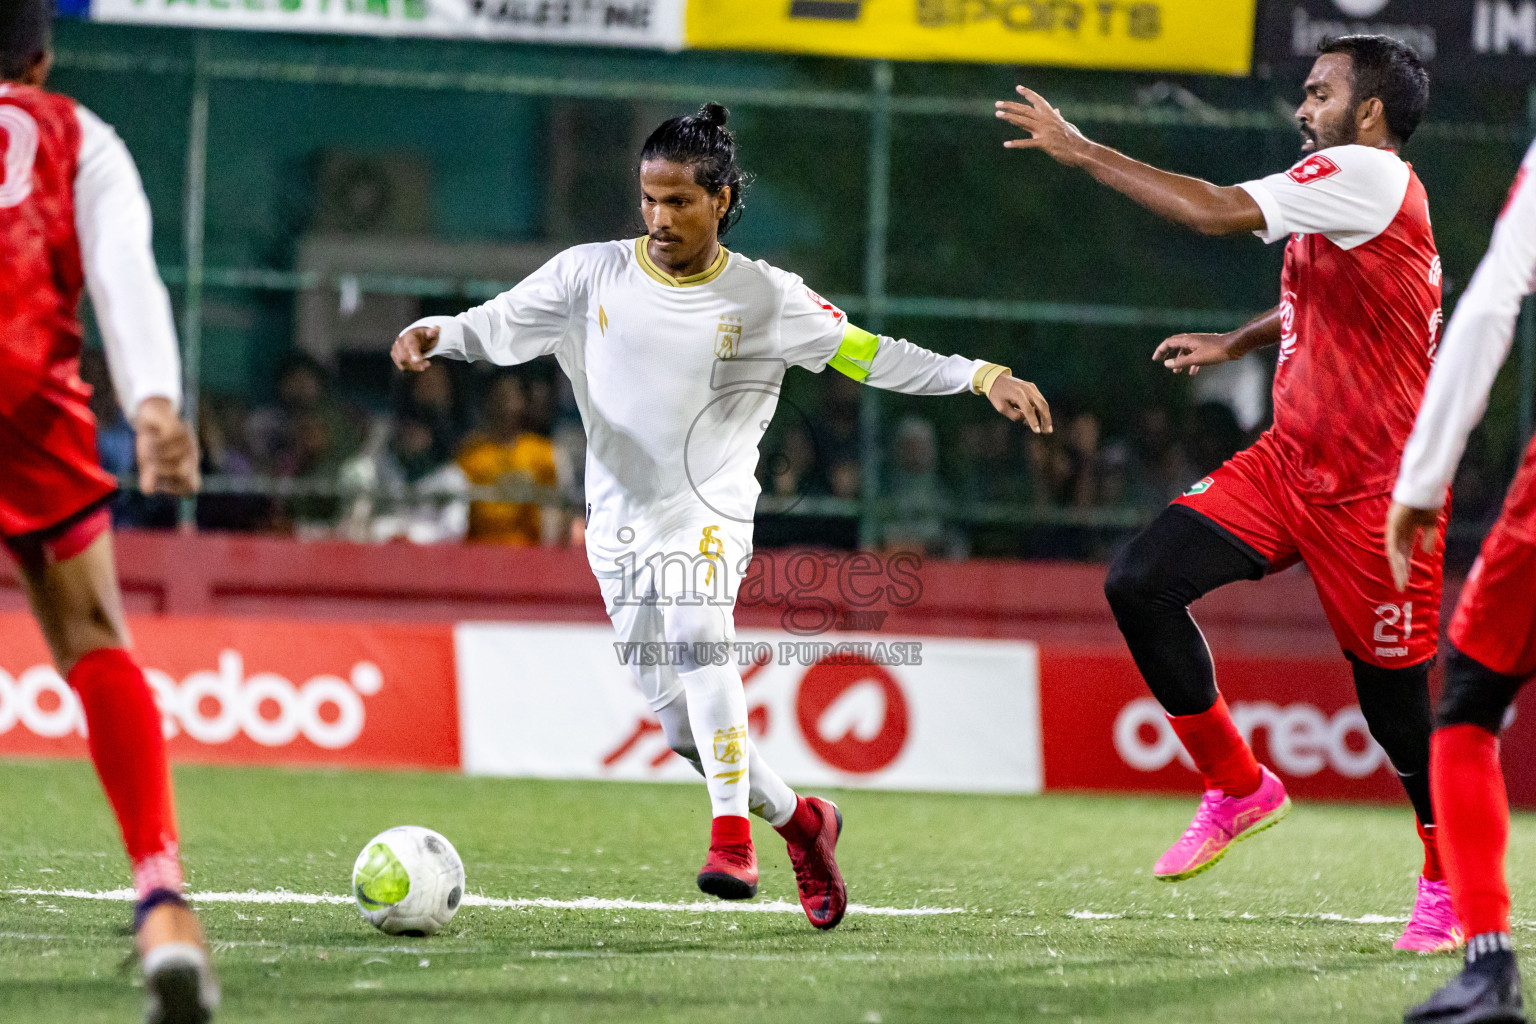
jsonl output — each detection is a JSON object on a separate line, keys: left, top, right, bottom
{"left": 1393, "top": 140, "right": 1536, "bottom": 1024}
{"left": 393, "top": 104, "right": 1051, "bottom": 929}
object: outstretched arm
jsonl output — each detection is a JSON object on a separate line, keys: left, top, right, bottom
{"left": 996, "top": 87, "right": 1265, "bottom": 237}
{"left": 1151, "top": 306, "right": 1282, "bottom": 375}
{"left": 831, "top": 325, "right": 1052, "bottom": 433}
{"left": 392, "top": 249, "right": 578, "bottom": 372}
{"left": 776, "top": 275, "right": 1051, "bottom": 432}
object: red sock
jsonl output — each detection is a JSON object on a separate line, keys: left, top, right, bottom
{"left": 67, "top": 648, "right": 182, "bottom": 899}
{"left": 1167, "top": 694, "right": 1262, "bottom": 797}
{"left": 1432, "top": 725, "right": 1510, "bottom": 935}
{"left": 774, "top": 795, "right": 820, "bottom": 845}
{"left": 710, "top": 814, "right": 752, "bottom": 848}
{"left": 1418, "top": 819, "right": 1444, "bottom": 882}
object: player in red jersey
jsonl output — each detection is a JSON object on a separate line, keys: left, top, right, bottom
{"left": 1392, "top": 140, "right": 1536, "bottom": 1024}
{"left": 998, "top": 36, "right": 1459, "bottom": 951}
{"left": 1, "top": 4, "right": 216, "bottom": 1021}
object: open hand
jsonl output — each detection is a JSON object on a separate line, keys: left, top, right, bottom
{"left": 988, "top": 375, "right": 1053, "bottom": 433}
{"left": 392, "top": 325, "right": 440, "bottom": 372}
{"left": 1385, "top": 501, "right": 1442, "bottom": 592}
{"left": 135, "top": 396, "right": 200, "bottom": 495}
{"left": 995, "top": 86, "right": 1089, "bottom": 165}
{"left": 1152, "top": 333, "right": 1235, "bottom": 375}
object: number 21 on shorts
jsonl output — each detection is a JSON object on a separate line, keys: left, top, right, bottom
{"left": 1373, "top": 601, "right": 1414, "bottom": 658}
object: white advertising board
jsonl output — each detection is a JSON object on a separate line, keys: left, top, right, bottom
{"left": 455, "top": 623, "right": 1042, "bottom": 794}
{"left": 91, "top": 0, "right": 686, "bottom": 49}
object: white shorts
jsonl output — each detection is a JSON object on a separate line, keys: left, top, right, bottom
{"left": 594, "top": 520, "right": 751, "bottom": 711}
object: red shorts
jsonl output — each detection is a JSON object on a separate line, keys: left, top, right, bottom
{"left": 1175, "top": 434, "right": 1445, "bottom": 669}
{"left": 1450, "top": 434, "right": 1536, "bottom": 680}
{"left": 0, "top": 386, "right": 117, "bottom": 566}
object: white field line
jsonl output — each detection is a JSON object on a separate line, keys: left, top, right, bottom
{"left": 7, "top": 887, "right": 964, "bottom": 918}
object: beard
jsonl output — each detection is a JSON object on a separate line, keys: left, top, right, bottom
{"left": 1299, "top": 111, "right": 1360, "bottom": 157}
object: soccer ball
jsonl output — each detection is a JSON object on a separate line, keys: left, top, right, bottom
{"left": 352, "top": 826, "right": 466, "bottom": 936}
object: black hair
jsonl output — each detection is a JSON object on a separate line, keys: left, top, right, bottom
{"left": 1318, "top": 34, "right": 1430, "bottom": 147}
{"left": 0, "top": 0, "right": 50, "bottom": 82}
{"left": 640, "top": 103, "right": 749, "bottom": 237}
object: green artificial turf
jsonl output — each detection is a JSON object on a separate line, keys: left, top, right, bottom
{"left": 0, "top": 760, "right": 1525, "bottom": 1023}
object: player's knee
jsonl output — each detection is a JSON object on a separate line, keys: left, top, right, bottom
{"left": 1437, "top": 648, "right": 1522, "bottom": 734}
{"left": 1104, "top": 544, "right": 1166, "bottom": 620}
{"left": 662, "top": 598, "right": 729, "bottom": 656}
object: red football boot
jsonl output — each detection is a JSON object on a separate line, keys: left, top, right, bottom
{"left": 776, "top": 796, "right": 847, "bottom": 930}
{"left": 696, "top": 815, "right": 758, "bottom": 900}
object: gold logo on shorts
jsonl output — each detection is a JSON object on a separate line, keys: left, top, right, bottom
{"left": 699, "top": 525, "right": 725, "bottom": 586}
{"left": 714, "top": 316, "right": 742, "bottom": 359}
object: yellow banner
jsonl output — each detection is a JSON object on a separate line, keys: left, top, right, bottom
{"left": 686, "top": 1, "right": 1256, "bottom": 75}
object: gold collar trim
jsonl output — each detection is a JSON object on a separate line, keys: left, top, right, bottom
{"left": 634, "top": 237, "right": 730, "bottom": 287}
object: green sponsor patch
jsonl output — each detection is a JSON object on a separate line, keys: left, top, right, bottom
{"left": 1184, "top": 478, "right": 1213, "bottom": 497}
{"left": 354, "top": 842, "right": 411, "bottom": 909}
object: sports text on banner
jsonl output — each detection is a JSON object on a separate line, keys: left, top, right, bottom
{"left": 685, "top": 0, "right": 1257, "bottom": 75}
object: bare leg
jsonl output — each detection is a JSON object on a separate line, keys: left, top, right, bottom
{"left": 16, "top": 532, "right": 206, "bottom": 958}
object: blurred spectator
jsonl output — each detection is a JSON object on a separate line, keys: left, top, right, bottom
{"left": 819, "top": 374, "right": 863, "bottom": 501}
{"left": 1185, "top": 401, "right": 1250, "bottom": 482}
{"left": 246, "top": 353, "right": 366, "bottom": 529}
{"left": 882, "top": 415, "right": 965, "bottom": 558}
{"left": 457, "top": 372, "right": 560, "bottom": 546}
{"left": 397, "top": 361, "right": 464, "bottom": 468}
{"left": 1127, "top": 406, "right": 1197, "bottom": 509}
{"left": 194, "top": 395, "right": 273, "bottom": 533}
{"left": 246, "top": 352, "right": 365, "bottom": 479}
{"left": 336, "top": 412, "right": 468, "bottom": 545}
{"left": 761, "top": 423, "right": 820, "bottom": 499}
{"left": 958, "top": 417, "right": 1043, "bottom": 506}
{"left": 1044, "top": 410, "right": 1105, "bottom": 508}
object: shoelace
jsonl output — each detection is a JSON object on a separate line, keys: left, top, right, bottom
{"left": 1180, "top": 791, "right": 1231, "bottom": 843}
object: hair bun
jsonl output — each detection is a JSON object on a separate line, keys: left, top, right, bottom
{"left": 698, "top": 103, "right": 729, "bottom": 127}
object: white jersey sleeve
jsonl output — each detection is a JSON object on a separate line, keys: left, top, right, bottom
{"left": 1237, "top": 144, "right": 1411, "bottom": 250}
{"left": 1393, "top": 146, "right": 1536, "bottom": 510}
{"left": 405, "top": 246, "right": 583, "bottom": 365}
{"left": 775, "top": 270, "right": 984, "bottom": 395}
{"left": 73, "top": 104, "right": 182, "bottom": 415}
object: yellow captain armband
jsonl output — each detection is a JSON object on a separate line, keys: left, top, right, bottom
{"left": 828, "top": 324, "right": 879, "bottom": 382}
{"left": 973, "top": 363, "right": 1011, "bottom": 396}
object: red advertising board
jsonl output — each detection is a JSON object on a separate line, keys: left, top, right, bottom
{"left": 1040, "top": 648, "right": 1408, "bottom": 802}
{"left": 0, "top": 613, "right": 458, "bottom": 770}
{"left": 1040, "top": 647, "right": 1536, "bottom": 808}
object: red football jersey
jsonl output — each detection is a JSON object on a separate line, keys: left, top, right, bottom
{"left": 1240, "top": 146, "right": 1443, "bottom": 503}
{"left": 0, "top": 83, "right": 87, "bottom": 419}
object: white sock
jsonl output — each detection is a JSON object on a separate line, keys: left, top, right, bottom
{"left": 655, "top": 693, "right": 797, "bottom": 826}
{"left": 747, "top": 741, "right": 797, "bottom": 827}
{"left": 676, "top": 662, "right": 751, "bottom": 819}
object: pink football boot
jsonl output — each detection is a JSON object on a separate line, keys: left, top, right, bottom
{"left": 1395, "top": 876, "right": 1465, "bottom": 953}
{"left": 1154, "top": 766, "right": 1291, "bottom": 881}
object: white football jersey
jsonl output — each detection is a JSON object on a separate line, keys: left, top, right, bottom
{"left": 408, "top": 238, "right": 990, "bottom": 572}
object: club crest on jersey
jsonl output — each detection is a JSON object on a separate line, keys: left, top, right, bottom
{"left": 714, "top": 316, "right": 743, "bottom": 359}
{"left": 1184, "top": 477, "right": 1214, "bottom": 496}
{"left": 1287, "top": 154, "right": 1341, "bottom": 185}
